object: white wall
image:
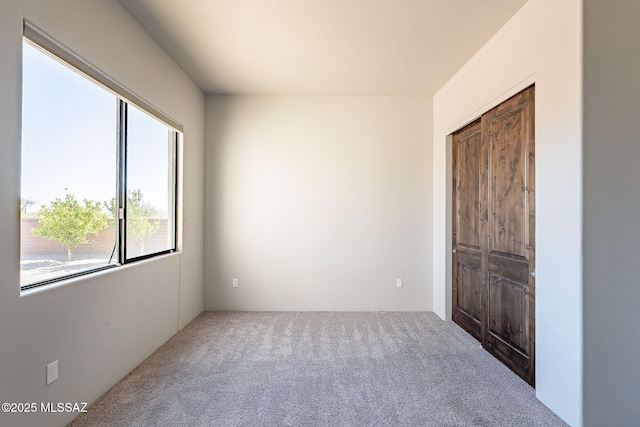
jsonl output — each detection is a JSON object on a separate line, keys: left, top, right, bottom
{"left": 0, "top": 1, "right": 204, "bottom": 426}
{"left": 583, "top": 1, "right": 640, "bottom": 425}
{"left": 205, "top": 96, "right": 432, "bottom": 311}
{"left": 432, "top": 0, "right": 583, "bottom": 425}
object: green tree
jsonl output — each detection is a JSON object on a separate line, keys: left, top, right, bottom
{"left": 105, "top": 189, "right": 160, "bottom": 254}
{"left": 32, "top": 193, "right": 109, "bottom": 261}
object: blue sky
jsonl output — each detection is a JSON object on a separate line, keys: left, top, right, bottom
{"left": 21, "top": 41, "right": 171, "bottom": 215}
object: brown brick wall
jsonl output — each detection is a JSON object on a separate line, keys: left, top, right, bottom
{"left": 21, "top": 218, "right": 171, "bottom": 260}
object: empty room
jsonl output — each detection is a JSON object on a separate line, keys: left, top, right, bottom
{"left": 1, "top": 1, "right": 639, "bottom": 426}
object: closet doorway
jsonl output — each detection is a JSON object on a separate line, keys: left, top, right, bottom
{"left": 452, "top": 85, "right": 535, "bottom": 386}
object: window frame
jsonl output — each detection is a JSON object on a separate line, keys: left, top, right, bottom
{"left": 20, "top": 21, "right": 181, "bottom": 292}
{"left": 119, "top": 101, "right": 180, "bottom": 264}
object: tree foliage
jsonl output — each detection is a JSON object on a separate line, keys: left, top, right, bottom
{"left": 125, "top": 189, "right": 160, "bottom": 253}
{"left": 32, "top": 193, "right": 109, "bottom": 261}
{"left": 105, "top": 189, "right": 160, "bottom": 253}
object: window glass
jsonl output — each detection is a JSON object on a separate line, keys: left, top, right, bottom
{"left": 20, "top": 42, "right": 117, "bottom": 287}
{"left": 20, "top": 36, "right": 179, "bottom": 291}
{"left": 125, "top": 105, "right": 176, "bottom": 260}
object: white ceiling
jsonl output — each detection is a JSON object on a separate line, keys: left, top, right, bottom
{"left": 119, "top": 0, "right": 528, "bottom": 96}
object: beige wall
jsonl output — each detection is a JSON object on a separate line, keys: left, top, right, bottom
{"left": 432, "top": 0, "right": 583, "bottom": 425}
{"left": 0, "top": 1, "right": 204, "bottom": 426}
{"left": 205, "top": 96, "right": 432, "bottom": 311}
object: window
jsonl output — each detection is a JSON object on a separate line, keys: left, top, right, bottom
{"left": 20, "top": 22, "right": 180, "bottom": 290}
{"left": 124, "top": 104, "right": 177, "bottom": 261}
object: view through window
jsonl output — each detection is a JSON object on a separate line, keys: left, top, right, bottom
{"left": 20, "top": 37, "right": 178, "bottom": 289}
{"left": 125, "top": 105, "right": 176, "bottom": 260}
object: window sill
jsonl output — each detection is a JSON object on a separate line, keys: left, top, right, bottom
{"left": 20, "top": 251, "right": 181, "bottom": 298}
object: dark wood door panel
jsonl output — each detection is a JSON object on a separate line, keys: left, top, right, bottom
{"left": 453, "top": 309, "right": 482, "bottom": 341}
{"left": 484, "top": 88, "right": 532, "bottom": 120}
{"left": 488, "top": 274, "right": 530, "bottom": 354}
{"left": 483, "top": 85, "right": 535, "bottom": 386}
{"left": 488, "top": 253, "right": 530, "bottom": 285}
{"left": 452, "top": 119, "right": 485, "bottom": 343}
{"left": 486, "top": 331, "right": 532, "bottom": 383}
{"left": 487, "top": 108, "right": 529, "bottom": 258}
{"left": 455, "top": 247, "right": 481, "bottom": 265}
{"left": 455, "top": 262, "right": 482, "bottom": 318}
{"left": 455, "top": 127, "right": 482, "bottom": 249}
{"left": 454, "top": 248, "right": 483, "bottom": 339}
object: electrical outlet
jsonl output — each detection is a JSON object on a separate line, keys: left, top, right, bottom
{"left": 396, "top": 279, "right": 403, "bottom": 288}
{"left": 232, "top": 278, "right": 239, "bottom": 288}
{"left": 46, "top": 360, "right": 58, "bottom": 385}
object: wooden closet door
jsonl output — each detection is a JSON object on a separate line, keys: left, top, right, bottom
{"left": 483, "top": 86, "right": 535, "bottom": 385}
{"left": 452, "top": 119, "right": 486, "bottom": 342}
{"left": 452, "top": 86, "right": 535, "bottom": 386}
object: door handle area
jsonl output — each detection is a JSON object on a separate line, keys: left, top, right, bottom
{"left": 452, "top": 248, "right": 457, "bottom": 253}
{"left": 531, "top": 269, "right": 536, "bottom": 277}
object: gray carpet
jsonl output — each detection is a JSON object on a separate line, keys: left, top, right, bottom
{"left": 68, "top": 312, "right": 567, "bottom": 426}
